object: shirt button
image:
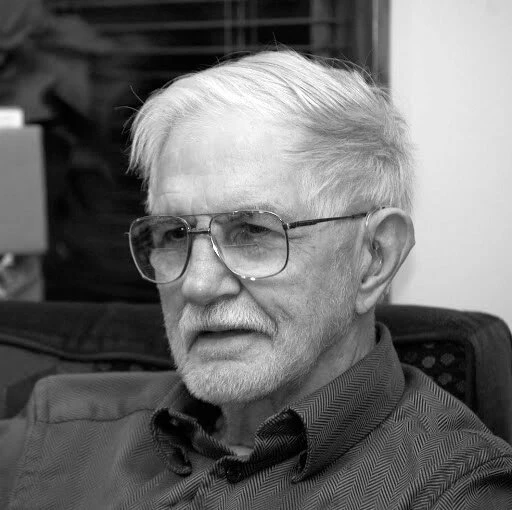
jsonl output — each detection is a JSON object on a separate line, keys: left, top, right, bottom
{"left": 225, "top": 465, "right": 243, "bottom": 483}
{"left": 169, "top": 417, "right": 180, "bottom": 427}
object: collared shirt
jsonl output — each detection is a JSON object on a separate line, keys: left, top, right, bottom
{"left": 1, "top": 324, "right": 512, "bottom": 509}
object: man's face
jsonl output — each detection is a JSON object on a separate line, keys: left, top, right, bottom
{"left": 152, "top": 110, "right": 360, "bottom": 405}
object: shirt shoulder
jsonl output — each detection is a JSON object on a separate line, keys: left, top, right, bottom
{"left": 315, "top": 364, "right": 512, "bottom": 509}
{"left": 430, "top": 456, "right": 512, "bottom": 510}
{"left": 31, "top": 370, "right": 181, "bottom": 423}
{"left": 2, "top": 371, "right": 181, "bottom": 509}
{"left": 387, "top": 365, "right": 512, "bottom": 499}
{"left": 393, "top": 364, "right": 504, "bottom": 441}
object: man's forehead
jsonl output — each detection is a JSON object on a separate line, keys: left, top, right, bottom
{"left": 150, "top": 108, "right": 311, "bottom": 220}
{"left": 151, "top": 189, "right": 297, "bottom": 220}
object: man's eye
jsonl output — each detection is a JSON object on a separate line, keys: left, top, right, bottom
{"left": 154, "top": 226, "right": 187, "bottom": 246}
{"left": 245, "top": 223, "right": 271, "bottom": 235}
{"left": 164, "top": 227, "right": 187, "bottom": 241}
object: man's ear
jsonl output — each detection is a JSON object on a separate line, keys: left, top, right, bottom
{"left": 355, "top": 207, "right": 415, "bottom": 315}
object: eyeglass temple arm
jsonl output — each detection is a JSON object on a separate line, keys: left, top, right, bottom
{"left": 285, "top": 211, "right": 369, "bottom": 231}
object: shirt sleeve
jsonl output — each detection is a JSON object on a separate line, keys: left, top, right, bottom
{"left": 431, "top": 457, "right": 512, "bottom": 510}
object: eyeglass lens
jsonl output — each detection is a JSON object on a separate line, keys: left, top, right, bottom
{"left": 129, "top": 211, "right": 288, "bottom": 283}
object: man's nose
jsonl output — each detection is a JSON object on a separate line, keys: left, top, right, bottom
{"left": 179, "top": 234, "right": 241, "bottom": 306}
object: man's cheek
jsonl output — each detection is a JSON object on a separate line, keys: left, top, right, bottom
{"left": 159, "top": 287, "right": 182, "bottom": 320}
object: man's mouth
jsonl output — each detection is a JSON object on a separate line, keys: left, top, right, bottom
{"left": 197, "top": 328, "right": 257, "bottom": 340}
{"left": 189, "top": 328, "right": 264, "bottom": 359}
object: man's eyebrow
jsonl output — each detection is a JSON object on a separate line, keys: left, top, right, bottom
{"left": 150, "top": 201, "right": 296, "bottom": 220}
{"left": 233, "top": 202, "right": 295, "bottom": 220}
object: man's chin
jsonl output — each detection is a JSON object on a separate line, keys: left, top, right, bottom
{"left": 180, "top": 361, "right": 278, "bottom": 405}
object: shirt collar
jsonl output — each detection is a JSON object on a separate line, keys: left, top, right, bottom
{"left": 151, "top": 382, "right": 222, "bottom": 475}
{"left": 151, "top": 323, "right": 404, "bottom": 480}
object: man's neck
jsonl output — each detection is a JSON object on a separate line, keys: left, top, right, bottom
{"left": 215, "top": 316, "right": 376, "bottom": 453}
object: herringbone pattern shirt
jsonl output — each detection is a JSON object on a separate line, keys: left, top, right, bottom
{"left": 2, "top": 324, "right": 512, "bottom": 509}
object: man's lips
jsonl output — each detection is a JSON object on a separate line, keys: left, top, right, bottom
{"left": 196, "top": 329, "right": 258, "bottom": 340}
{"left": 188, "top": 328, "right": 264, "bottom": 349}
{"left": 188, "top": 329, "right": 265, "bottom": 358}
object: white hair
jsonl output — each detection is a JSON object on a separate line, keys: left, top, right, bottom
{"left": 129, "top": 49, "right": 414, "bottom": 214}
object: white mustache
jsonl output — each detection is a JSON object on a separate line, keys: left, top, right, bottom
{"left": 178, "top": 302, "right": 275, "bottom": 337}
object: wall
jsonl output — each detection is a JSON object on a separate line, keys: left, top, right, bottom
{"left": 389, "top": 0, "right": 512, "bottom": 329}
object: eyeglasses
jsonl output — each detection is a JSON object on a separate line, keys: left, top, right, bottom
{"left": 129, "top": 209, "right": 381, "bottom": 284}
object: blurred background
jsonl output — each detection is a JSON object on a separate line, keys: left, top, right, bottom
{"left": 0, "top": 0, "right": 510, "bottom": 330}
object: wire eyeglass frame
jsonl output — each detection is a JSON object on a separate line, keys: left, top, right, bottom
{"left": 128, "top": 207, "right": 386, "bottom": 284}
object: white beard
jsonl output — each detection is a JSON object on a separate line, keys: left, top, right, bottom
{"left": 162, "top": 266, "right": 357, "bottom": 405}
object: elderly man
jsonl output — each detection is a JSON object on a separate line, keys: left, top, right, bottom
{"left": 2, "top": 50, "right": 512, "bottom": 509}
